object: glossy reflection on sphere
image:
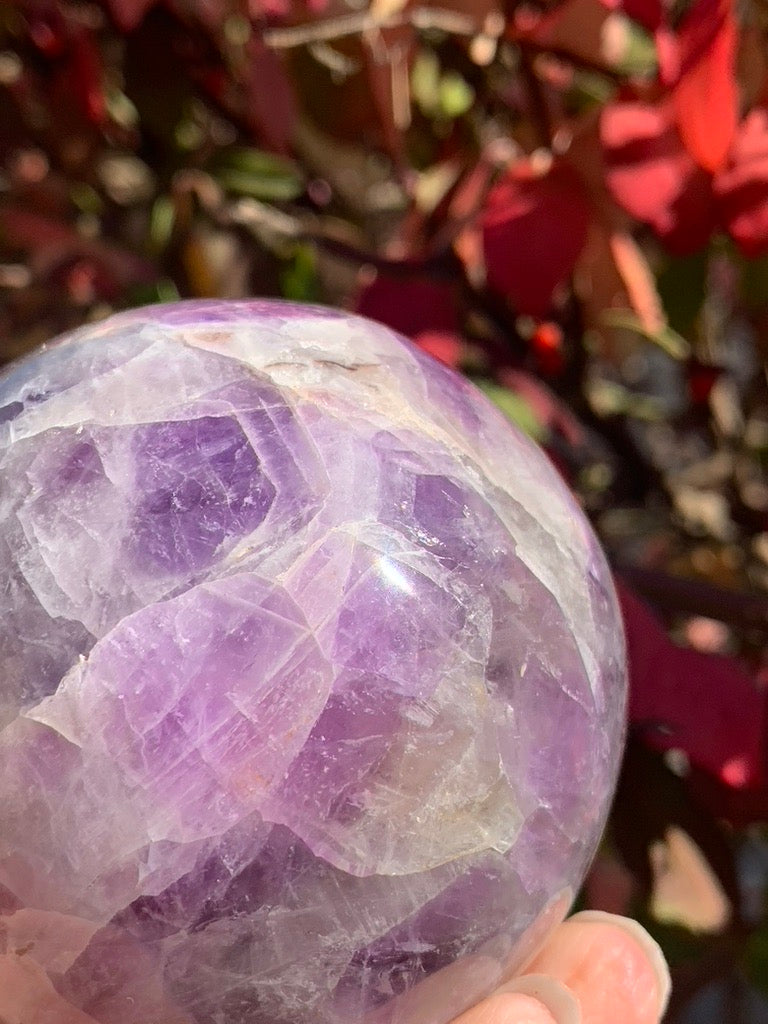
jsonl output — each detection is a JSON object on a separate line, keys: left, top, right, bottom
{"left": 0, "top": 300, "right": 626, "bottom": 1024}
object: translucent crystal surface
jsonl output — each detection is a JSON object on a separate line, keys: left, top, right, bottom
{"left": 0, "top": 300, "right": 626, "bottom": 1024}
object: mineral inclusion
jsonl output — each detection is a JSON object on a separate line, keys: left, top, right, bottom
{"left": 0, "top": 300, "right": 626, "bottom": 1024}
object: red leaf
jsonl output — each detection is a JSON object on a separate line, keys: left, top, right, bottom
{"left": 654, "top": 23, "right": 680, "bottom": 85}
{"left": 481, "top": 159, "right": 591, "bottom": 316}
{"left": 621, "top": 0, "right": 663, "bottom": 31}
{"left": 244, "top": 37, "right": 297, "bottom": 155}
{"left": 598, "top": 0, "right": 664, "bottom": 31}
{"left": 356, "top": 274, "right": 461, "bottom": 339}
{"left": 0, "top": 207, "right": 155, "bottom": 295}
{"left": 27, "top": 11, "right": 67, "bottom": 57}
{"left": 601, "top": 100, "right": 716, "bottom": 254}
{"left": 70, "top": 27, "right": 107, "bottom": 125}
{"left": 714, "top": 107, "right": 768, "bottom": 258}
{"left": 412, "top": 331, "right": 465, "bottom": 369}
{"left": 107, "top": 0, "right": 157, "bottom": 31}
{"left": 618, "top": 581, "right": 767, "bottom": 797}
{"left": 672, "top": 0, "right": 738, "bottom": 172}
{"left": 0, "top": 208, "right": 77, "bottom": 251}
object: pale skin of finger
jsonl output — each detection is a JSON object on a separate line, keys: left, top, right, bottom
{"left": 449, "top": 992, "right": 561, "bottom": 1024}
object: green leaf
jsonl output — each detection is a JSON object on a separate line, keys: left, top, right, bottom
{"left": 281, "top": 244, "right": 321, "bottom": 303}
{"left": 70, "top": 182, "right": 104, "bottom": 215}
{"left": 568, "top": 69, "right": 616, "bottom": 112}
{"left": 611, "top": 17, "right": 658, "bottom": 77}
{"left": 438, "top": 72, "right": 474, "bottom": 119}
{"left": 411, "top": 50, "right": 441, "bottom": 117}
{"left": 211, "top": 148, "right": 305, "bottom": 202}
{"left": 412, "top": 51, "right": 474, "bottom": 121}
{"left": 587, "top": 378, "right": 665, "bottom": 420}
{"left": 475, "top": 381, "right": 546, "bottom": 441}
{"left": 128, "top": 279, "right": 180, "bottom": 306}
{"left": 657, "top": 249, "right": 708, "bottom": 335}
{"left": 601, "top": 310, "right": 691, "bottom": 360}
{"left": 747, "top": 922, "right": 768, "bottom": 997}
{"left": 149, "top": 195, "right": 176, "bottom": 254}
{"left": 736, "top": 250, "right": 768, "bottom": 312}
{"left": 105, "top": 87, "right": 140, "bottom": 130}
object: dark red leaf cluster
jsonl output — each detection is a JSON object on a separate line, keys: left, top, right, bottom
{"left": 0, "top": 207, "right": 156, "bottom": 301}
{"left": 714, "top": 107, "right": 768, "bottom": 258}
{"left": 601, "top": 100, "right": 716, "bottom": 254}
{"left": 600, "top": 0, "right": 768, "bottom": 256}
{"left": 20, "top": 4, "right": 108, "bottom": 127}
{"left": 356, "top": 274, "right": 462, "bottom": 341}
{"left": 602, "top": 99, "right": 768, "bottom": 256}
{"left": 619, "top": 581, "right": 768, "bottom": 821}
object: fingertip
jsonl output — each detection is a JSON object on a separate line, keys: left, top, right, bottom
{"left": 568, "top": 911, "right": 671, "bottom": 1018}
{"left": 524, "top": 911, "right": 669, "bottom": 1024}
{"left": 477, "top": 992, "right": 562, "bottom": 1024}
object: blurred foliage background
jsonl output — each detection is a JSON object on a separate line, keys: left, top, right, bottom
{"left": 3, "top": 0, "right": 768, "bottom": 1018}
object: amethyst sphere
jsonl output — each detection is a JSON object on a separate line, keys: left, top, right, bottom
{"left": 0, "top": 300, "right": 626, "bottom": 1024}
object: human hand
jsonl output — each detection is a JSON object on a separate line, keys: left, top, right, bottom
{"left": 450, "top": 911, "right": 670, "bottom": 1024}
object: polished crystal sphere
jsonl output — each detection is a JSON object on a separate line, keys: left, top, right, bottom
{"left": 0, "top": 300, "right": 626, "bottom": 1024}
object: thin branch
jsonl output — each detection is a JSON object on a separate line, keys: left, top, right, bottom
{"left": 262, "top": 7, "right": 478, "bottom": 49}
{"left": 219, "top": 196, "right": 458, "bottom": 277}
{"left": 518, "top": 48, "right": 555, "bottom": 149}
{"left": 515, "top": 39, "right": 626, "bottom": 84}
{"left": 618, "top": 566, "right": 768, "bottom": 633}
{"left": 262, "top": 10, "right": 627, "bottom": 92}
{"left": 303, "top": 231, "right": 458, "bottom": 277}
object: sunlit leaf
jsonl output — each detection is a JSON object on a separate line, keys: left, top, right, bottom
{"left": 650, "top": 825, "right": 732, "bottom": 933}
{"left": 672, "top": 0, "right": 738, "bottom": 174}
{"left": 601, "top": 99, "right": 717, "bottom": 253}
{"left": 608, "top": 231, "right": 666, "bottom": 334}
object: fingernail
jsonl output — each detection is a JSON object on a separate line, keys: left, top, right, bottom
{"left": 568, "top": 911, "right": 671, "bottom": 1017}
{"left": 493, "top": 973, "right": 581, "bottom": 1024}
